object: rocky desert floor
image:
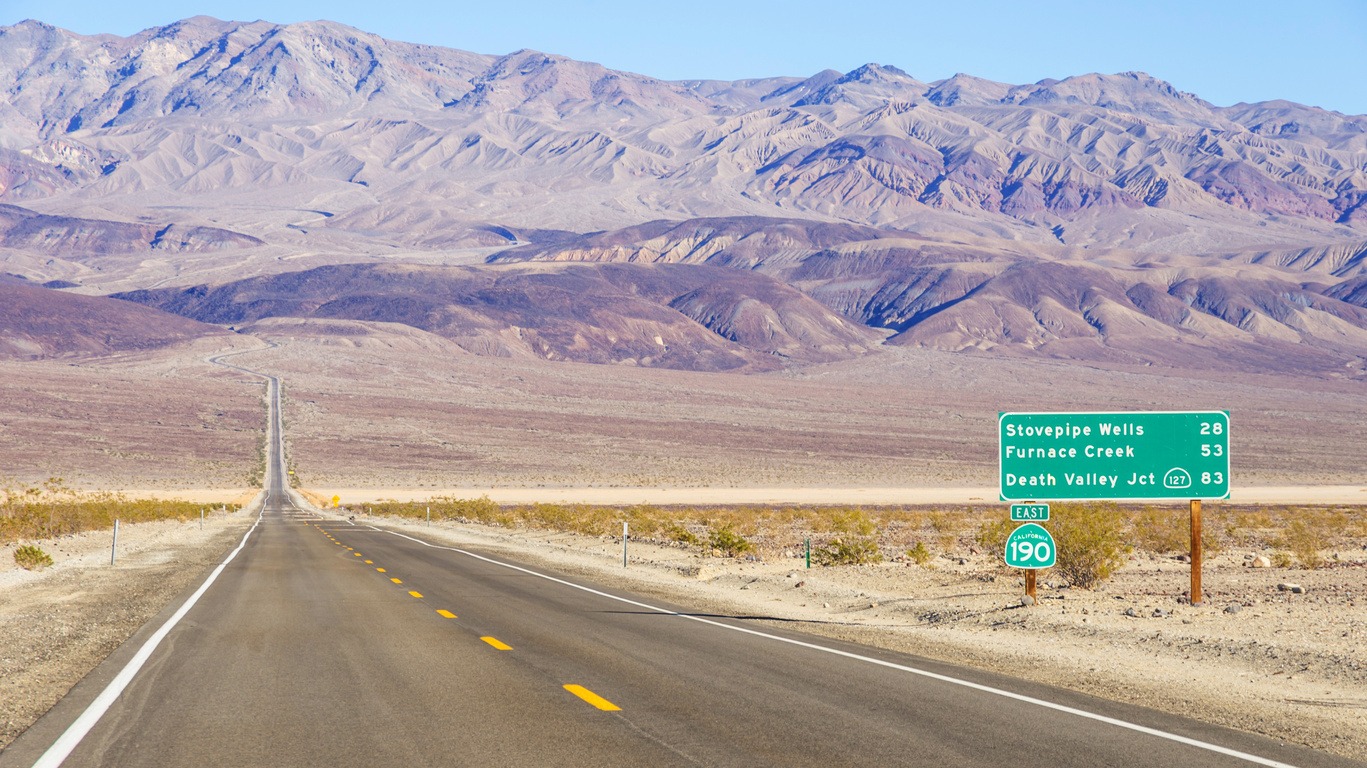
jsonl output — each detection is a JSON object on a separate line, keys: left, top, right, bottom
{"left": 0, "top": 336, "right": 264, "bottom": 491}
{"left": 248, "top": 328, "right": 1364, "bottom": 491}
{"left": 3, "top": 330, "right": 1363, "bottom": 493}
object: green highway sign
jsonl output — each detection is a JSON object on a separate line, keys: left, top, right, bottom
{"left": 1010, "top": 503, "right": 1049, "bottom": 521}
{"left": 1004, "top": 523, "right": 1056, "bottom": 569}
{"left": 999, "top": 411, "right": 1230, "bottom": 501}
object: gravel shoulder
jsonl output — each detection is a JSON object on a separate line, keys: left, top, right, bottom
{"left": 0, "top": 508, "right": 258, "bottom": 750}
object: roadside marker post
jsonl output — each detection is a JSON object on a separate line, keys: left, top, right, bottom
{"left": 427, "top": 506, "right": 431, "bottom": 526}
{"left": 805, "top": 537, "right": 811, "bottom": 569}
{"left": 200, "top": 508, "right": 204, "bottom": 530}
{"left": 110, "top": 519, "right": 120, "bottom": 565}
{"left": 622, "top": 522, "right": 628, "bottom": 568}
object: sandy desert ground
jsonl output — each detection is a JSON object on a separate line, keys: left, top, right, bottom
{"left": 241, "top": 327, "right": 1366, "bottom": 492}
{"left": 3, "top": 328, "right": 1363, "bottom": 496}
{"left": 0, "top": 337, "right": 264, "bottom": 491}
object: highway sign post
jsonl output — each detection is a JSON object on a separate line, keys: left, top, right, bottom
{"left": 998, "top": 410, "right": 1230, "bottom": 606}
{"left": 1004, "top": 522, "right": 1055, "bottom": 603}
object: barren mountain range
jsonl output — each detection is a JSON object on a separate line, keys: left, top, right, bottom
{"left": 2, "top": 16, "right": 1366, "bottom": 376}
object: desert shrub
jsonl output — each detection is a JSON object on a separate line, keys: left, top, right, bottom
{"left": 1271, "top": 551, "right": 1295, "bottom": 568}
{"left": 439, "top": 496, "right": 503, "bottom": 524}
{"left": 1130, "top": 506, "right": 1187, "bottom": 554}
{"left": 830, "top": 508, "right": 878, "bottom": 536}
{"left": 623, "top": 505, "right": 667, "bottom": 538}
{"left": 975, "top": 518, "right": 1014, "bottom": 560}
{"left": 928, "top": 512, "right": 955, "bottom": 534}
{"left": 1131, "top": 505, "right": 1221, "bottom": 555}
{"left": 14, "top": 544, "right": 53, "bottom": 570}
{"left": 1277, "top": 519, "right": 1327, "bottom": 569}
{"left": 813, "top": 536, "right": 882, "bottom": 566}
{"left": 0, "top": 479, "right": 211, "bottom": 545}
{"left": 906, "top": 541, "right": 933, "bottom": 566}
{"left": 664, "top": 523, "right": 700, "bottom": 546}
{"left": 1050, "top": 502, "right": 1127, "bottom": 589}
{"left": 708, "top": 525, "right": 751, "bottom": 557}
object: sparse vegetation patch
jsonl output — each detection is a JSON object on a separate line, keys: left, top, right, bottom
{"left": 13, "top": 544, "right": 53, "bottom": 570}
{"left": 353, "top": 498, "right": 1361, "bottom": 579}
{"left": 1, "top": 478, "right": 239, "bottom": 545}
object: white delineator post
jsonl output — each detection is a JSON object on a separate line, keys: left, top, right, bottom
{"left": 110, "top": 519, "right": 120, "bottom": 565}
{"left": 622, "top": 522, "right": 628, "bottom": 568}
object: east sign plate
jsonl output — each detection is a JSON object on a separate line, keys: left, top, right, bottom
{"left": 999, "top": 411, "right": 1229, "bottom": 501}
{"left": 1010, "top": 503, "right": 1049, "bottom": 521}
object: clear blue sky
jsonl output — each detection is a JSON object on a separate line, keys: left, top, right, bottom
{"left": 5, "top": 0, "right": 1365, "bottom": 115}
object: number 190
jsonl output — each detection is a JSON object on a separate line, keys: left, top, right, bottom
{"left": 1011, "top": 541, "right": 1051, "bottom": 562}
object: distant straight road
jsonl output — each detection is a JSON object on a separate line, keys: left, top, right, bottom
{"left": 3, "top": 361, "right": 1360, "bottom": 767}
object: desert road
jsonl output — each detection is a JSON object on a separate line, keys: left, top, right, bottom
{"left": 2, "top": 369, "right": 1360, "bottom": 767}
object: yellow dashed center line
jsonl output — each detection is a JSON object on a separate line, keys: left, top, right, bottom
{"left": 376, "top": 568, "right": 386, "bottom": 573}
{"left": 353, "top": 553, "right": 362, "bottom": 557}
{"left": 391, "top": 578, "right": 403, "bottom": 584}
{"left": 408, "top": 590, "right": 423, "bottom": 598}
{"left": 436, "top": 610, "right": 457, "bottom": 619}
{"left": 481, "top": 636, "right": 513, "bottom": 651}
{"left": 364, "top": 560, "right": 373, "bottom": 564}
{"left": 564, "top": 685, "right": 620, "bottom": 711}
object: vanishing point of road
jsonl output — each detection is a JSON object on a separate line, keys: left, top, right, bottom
{"left": 1, "top": 360, "right": 1359, "bottom": 767}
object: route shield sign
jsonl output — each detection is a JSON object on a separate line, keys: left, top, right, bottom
{"left": 1004, "top": 523, "right": 1056, "bottom": 569}
{"left": 999, "top": 411, "right": 1230, "bottom": 501}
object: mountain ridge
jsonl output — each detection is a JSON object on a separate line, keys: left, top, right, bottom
{"left": 1, "top": 17, "right": 1365, "bottom": 377}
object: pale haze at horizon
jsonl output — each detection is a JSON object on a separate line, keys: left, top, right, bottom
{"left": 2, "top": 0, "right": 1365, "bottom": 115}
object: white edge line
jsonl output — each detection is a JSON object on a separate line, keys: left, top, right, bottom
{"left": 32, "top": 512, "right": 265, "bottom": 768}
{"left": 381, "top": 527, "right": 1300, "bottom": 768}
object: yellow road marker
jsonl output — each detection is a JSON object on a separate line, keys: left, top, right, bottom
{"left": 563, "top": 685, "right": 620, "bottom": 711}
{"left": 408, "top": 590, "right": 423, "bottom": 598}
{"left": 391, "top": 578, "right": 403, "bottom": 584}
{"left": 481, "top": 636, "right": 512, "bottom": 651}
{"left": 353, "top": 553, "right": 362, "bottom": 557}
{"left": 376, "top": 567, "right": 386, "bottom": 573}
{"left": 364, "top": 560, "right": 373, "bottom": 564}
{"left": 436, "top": 610, "right": 457, "bottom": 619}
